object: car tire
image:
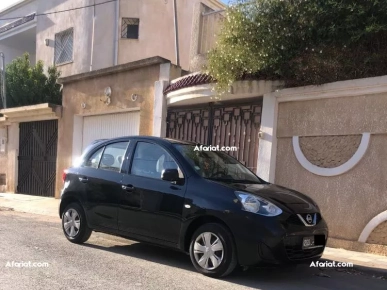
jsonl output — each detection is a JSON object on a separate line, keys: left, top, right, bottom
{"left": 189, "top": 223, "right": 238, "bottom": 278}
{"left": 62, "top": 202, "right": 92, "bottom": 244}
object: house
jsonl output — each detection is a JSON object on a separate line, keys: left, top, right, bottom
{"left": 0, "top": 0, "right": 225, "bottom": 197}
{"left": 0, "top": 0, "right": 225, "bottom": 75}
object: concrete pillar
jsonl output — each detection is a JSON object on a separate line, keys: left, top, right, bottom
{"left": 6, "top": 123, "right": 19, "bottom": 193}
{"left": 256, "top": 94, "right": 278, "bottom": 183}
{"left": 153, "top": 80, "right": 169, "bottom": 137}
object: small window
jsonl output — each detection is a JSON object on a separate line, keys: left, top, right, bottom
{"left": 100, "top": 142, "right": 129, "bottom": 172}
{"left": 84, "top": 147, "right": 104, "bottom": 168}
{"left": 55, "top": 28, "right": 74, "bottom": 64}
{"left": 121, "top": 18, "right": 139, "bottom": 39}
{"left": 131, "top": 142, "right": 183, "bottom": 180}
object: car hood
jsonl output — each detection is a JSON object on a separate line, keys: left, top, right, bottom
{"left": 220, "top": 182, "right": 319, "bottom": 213}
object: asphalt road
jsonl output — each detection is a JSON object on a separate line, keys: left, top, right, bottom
{"left": 0, "top": 208, "right": 386, "bottom": 290}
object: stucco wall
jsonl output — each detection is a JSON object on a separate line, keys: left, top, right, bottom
{"left": 367, "top": 221, "right": 387, "bottom": 246}
{"left": 275, "top": 94, "right": 387, "bottom": 242}
{"left": 3, "top": 0, "right": 222, "bottom": 77}
{"left": 36, "top": 0, "right": 95, "bottom": 76}
{"left": 118, "top": 0, "right": 223, "bottom": 71}
{"left": 55, "top": 61, "right": 163, "bottom": 197}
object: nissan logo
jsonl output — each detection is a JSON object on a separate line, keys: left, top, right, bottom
{"left": 306, "top": 214, "right": 313, "bottom": 224}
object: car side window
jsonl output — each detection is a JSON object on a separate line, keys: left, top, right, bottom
{"left": 99, "top": 142, "right": 129, "bottom": 172}
{"left": 84, "top": 147, "right": 104, "bottom": 168}
{"left": 130, "top": 142, "right": 183, "bottom": 180}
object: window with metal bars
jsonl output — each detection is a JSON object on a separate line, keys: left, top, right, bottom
{"left": 54, "top": 28, "right": 74, "bottom": 65}
{"left": 121, "top": 18, "right": 139, "bottom": 39}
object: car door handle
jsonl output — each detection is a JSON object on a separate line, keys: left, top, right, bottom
{"left": 122, "top": 185, "right": 135, "bottom": 192}
{"left": 79, "top": 177, "right": 88, "bottom": 183}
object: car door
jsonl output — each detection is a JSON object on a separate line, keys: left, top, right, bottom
{"left": 80, "top": 140, "right": 130, "bottom": 230}
{"left": 118, "top": 140, "right": 187, "bottom": 245}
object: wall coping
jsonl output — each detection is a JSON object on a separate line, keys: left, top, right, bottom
{"left": 0, "top": 103, "right": 62, "bottom": 123}
{"left": 166, "top": 80, "right": 284, "bottom": 106}
{"left": 207, "top": 0, "right": 227, "bottom": 9}
{"left": 270, "top": 75, "right": 387, "bottom": 102}
{"left": 58, "top": 56, "right": 171, "bottom": 84}
{"left": 0, "top": 116, "right": 6, "bottom": 126}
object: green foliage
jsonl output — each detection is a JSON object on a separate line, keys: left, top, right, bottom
{"left": 207, "top": 0, "right": 387, "bottom": 90}
{"left": 3, "top": 53, "right": 62, "bottom": 108}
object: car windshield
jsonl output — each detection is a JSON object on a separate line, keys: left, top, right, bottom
{"left": 174, "top": 144, "right": 263, "bottom": 184}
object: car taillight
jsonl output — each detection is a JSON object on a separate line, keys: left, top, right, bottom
{"left": 62, "top": 170, "right": 68, "bottom": 183}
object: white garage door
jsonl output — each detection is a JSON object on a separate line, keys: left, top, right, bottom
{"left": 82, "top": 111, "right": 140, "bottom": 150}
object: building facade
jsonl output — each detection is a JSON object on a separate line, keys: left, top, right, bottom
{"left": 0, "top": 0, "right": 224, "bottom": 76}
{"left": 0, "top": 0, "right": 225, "bottom": 198}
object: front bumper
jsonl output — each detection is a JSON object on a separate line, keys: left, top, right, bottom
{"left": 229, "top": 212, "right": 329, "bottom": 266}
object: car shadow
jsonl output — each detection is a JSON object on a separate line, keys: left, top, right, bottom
{"left": 80, "top": 240, "right": 387, "bottom": 290}
{"left": 83, "top": 241, "right": 194, "bottom": 271}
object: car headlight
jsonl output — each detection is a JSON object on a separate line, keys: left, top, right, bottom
{"left": 235, "top": 191, "right": 282, "bottom": 217}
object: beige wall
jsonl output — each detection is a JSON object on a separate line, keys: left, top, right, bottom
{"left": 118, "top": 0, "right": 223, "bottom": 71}
{"left": 34, "top": 0, "right": 223, "bottom": 78}
{"left": 275, "top": 94, "right": 387, "bottom": 243}
{"left": 188, "top": 1, "right": 224, "bottom": 72}
{"left": 55, "top": 60, "right": 167, "bottom": 197}
{"left": 36, "top": 0, "right": 97, "bottom": 76}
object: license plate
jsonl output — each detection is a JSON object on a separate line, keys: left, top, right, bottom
{"left": 302, "top": 236, "right": 315, "bottom": 249}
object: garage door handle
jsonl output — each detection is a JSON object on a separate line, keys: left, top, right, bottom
{"left": 79, "top": 177, "right": 88, "bottom": 183}
{"left": 122, "top": 185, "right": 134, "bottom": 192}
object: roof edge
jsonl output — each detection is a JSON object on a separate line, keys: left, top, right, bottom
{"left": 58, "top": 56, "right": 171, "bottom": 84}
{"left": 0, "top": 0, "right": 35, "bottom": 16}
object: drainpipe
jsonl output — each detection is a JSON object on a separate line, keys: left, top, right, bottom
{"left": 0, "top": 52, "right": 6, "bottom": 109}
{"left": 90, "top": 0, "right": 96, "bottom": 71}
{"left": 173, "top": 0, "right": 180, "bottom": 67}
{"left": 113, "top": 0, "right": 119, "bottom": 66}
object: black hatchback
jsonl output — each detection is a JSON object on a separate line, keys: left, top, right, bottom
{"left": 60, "top": 136, "right": 328, "bottom": 278}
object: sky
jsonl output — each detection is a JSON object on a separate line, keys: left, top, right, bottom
{"left": 0, "top": 0, "right": 230, "bottom": 13}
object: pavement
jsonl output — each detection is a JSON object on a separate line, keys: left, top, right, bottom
{"left": 1, "top": 210, "right": 386, "bottom": 290}
{"left": 0, "top": 192, "right": 59, "bottom": 217}
{"left": 1, "top": 192, "right": 387, "bottom": 283}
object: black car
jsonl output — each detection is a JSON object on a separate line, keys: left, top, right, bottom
{"left": 60, "top": 136, "right": 328, "bottom": 278}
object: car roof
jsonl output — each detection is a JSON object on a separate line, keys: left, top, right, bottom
{"left": 83, "top": 136, "right": 196, "bottom": 153}
{"left": 109, "top": 136, "right": 195, "bottom": 144}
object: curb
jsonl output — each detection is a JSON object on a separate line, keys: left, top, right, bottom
{"left": 320, "top": 258, "right": 387, "bottom": 278}
{"left": 0, "top": 206, "right": 14, "bottom": 211}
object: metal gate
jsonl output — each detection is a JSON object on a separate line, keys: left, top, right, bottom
{"left": 17, "top": 120, "right": 58, "bottom": 197}
{"left": 166, "top": 101, "right": 262, "bottom": 172}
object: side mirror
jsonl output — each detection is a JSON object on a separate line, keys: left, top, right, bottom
{"left": 161, "top": 168, "right": 179, "bottom": 183}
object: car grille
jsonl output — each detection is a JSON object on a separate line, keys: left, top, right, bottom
{"left": 284, "top": 235, "right": 325, "bottom": 261}
{"left": 286, "top": 213, "right": 322, "bottom": 226}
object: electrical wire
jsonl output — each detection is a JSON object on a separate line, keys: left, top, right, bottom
{"left": 0, "top": 0, "right": 118, "bottom": 22}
